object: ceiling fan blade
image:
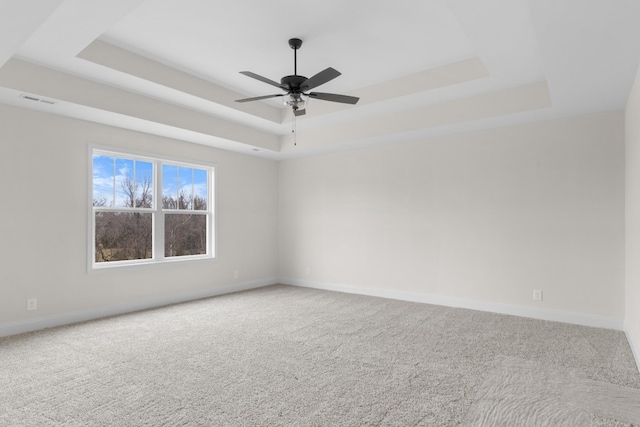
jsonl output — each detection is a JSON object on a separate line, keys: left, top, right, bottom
{"left": 300, "top": 67, "right": 341, "bottom": 91}
{"left": 239, "top": 71, "right": 287, "bottom": 90}
{"left": 235, "top": 94, "right": 284, "bottom": 103}
{"left": 293, "top": 108, "right": 306, "bottom": 117}
{"left": 308, "top": 92, "right": 359, "bottom": 105}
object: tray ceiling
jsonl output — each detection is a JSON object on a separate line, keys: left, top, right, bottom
{"left": 1, "top": 0, "right": 640, "bottom": 159}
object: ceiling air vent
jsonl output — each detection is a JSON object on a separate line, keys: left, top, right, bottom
{"left": 19, "top": 94, "right": 56, "bottom": 105}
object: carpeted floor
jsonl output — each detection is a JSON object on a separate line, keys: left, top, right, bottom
{"left": 1, "top": 284, "right": 639, "bottom": 426}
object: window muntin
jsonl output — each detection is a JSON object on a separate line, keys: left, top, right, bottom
{"left": 91, "top": 149, "right": 214, "bottom": 268}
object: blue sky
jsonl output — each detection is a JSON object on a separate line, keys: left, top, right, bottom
{"left": 162, "top": 164, "right": 208, "bottom": 208}
{"left": 93, "top": 154, "right": 208, "bottom": 208}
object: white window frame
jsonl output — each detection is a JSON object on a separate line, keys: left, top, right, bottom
{"left": 89, "top": 146, "right": 215, "bottom": 271}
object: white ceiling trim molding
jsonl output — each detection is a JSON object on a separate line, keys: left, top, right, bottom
{"left": 280, "top": 81, "right": 551, "bottom": 154}
{"left": 78, "top": 39, "right": 283, "bottom": 126}
{"left": 0, "top": 59, "right": 281, "bottom": 153}
{"left": 281, "top": 57, "right": 490, "bottom": 122}
{"left": 0, "top": 56, "right": 550, "bottom": 159}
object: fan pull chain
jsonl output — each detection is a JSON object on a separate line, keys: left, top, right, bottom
{"left": 292, "top": 109, "right": 297, "bottom": 146}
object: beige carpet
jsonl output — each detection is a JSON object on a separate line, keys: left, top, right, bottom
{"left": 1, "top": 284, "right": 639, "bottom": 426}
{"left": 464, "top": 356, "right": 640, "bottom": 426}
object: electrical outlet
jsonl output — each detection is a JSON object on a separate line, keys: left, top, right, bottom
{"left": 305, "top": 267, "right": 310, "bottom": 275}
{"left": 234, "top": 270, "right": 239, "bottom": 279}
{"left": 27, "top": 298, "right": 38, "bottom": 311}
{"left": 533, "top": 289, "right": 543, "bottom": 301}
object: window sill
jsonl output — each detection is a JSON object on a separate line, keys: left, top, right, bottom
{"left": 89, "top": 254, "right": 215, "bottom": 273}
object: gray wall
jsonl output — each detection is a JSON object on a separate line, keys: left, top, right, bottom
{"left": 0, "top": 105, "right": 279, "bottom": 326}
{"left": 279, "top": 112, "right": 625, "bottom": 318}
{"left": 625, "top": 66, "right": 640, "bottom": 363}
{"left": 0, "top": 102, "right": 632, "bottom": 349}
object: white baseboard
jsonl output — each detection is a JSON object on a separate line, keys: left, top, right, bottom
{"left": 624, "top": 322, "right": 640, "bottom": 372}
{"left": 3, "top": 276, "right": 628, "bottom": 342}
{"left": 280, "top": 277, "right": 625, "bottom": 331}
{"left": 0, "top": 278, "right": 276, "bottom": 338}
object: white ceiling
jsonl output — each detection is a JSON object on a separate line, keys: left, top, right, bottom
{"left": 1, "top": 0, "right": 640, "bottom": 159}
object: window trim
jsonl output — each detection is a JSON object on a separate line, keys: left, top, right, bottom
{"left": 88, "top": 145, "right": 216, "bottom": 272}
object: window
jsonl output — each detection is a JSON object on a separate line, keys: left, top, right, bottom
{"left": 91, "top": 148, "right": 214, "bottom": 268}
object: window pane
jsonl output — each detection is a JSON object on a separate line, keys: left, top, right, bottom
{"left": 162, "top": 165, "right": 207, "bottom": 211}
{"left": 162, "top": 164, "right": 178, "bottom": 209}
{"left": 135, "top": 161, "right": 153, "bottom": 208}
{"left": 95, "top": 212, "right": 152, "bottom": 262}
{"left": 165, "top": 213, "right": 207, "bottom": 257}
{"left": 193, "top": 169, "right": 208, "bottom": 210}
{"left": 92, "top": 155, "right": 115, "bottom": 207}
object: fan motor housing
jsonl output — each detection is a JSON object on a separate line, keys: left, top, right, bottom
{"left": 281, "top": 75, "right": 307, "bottom": 92}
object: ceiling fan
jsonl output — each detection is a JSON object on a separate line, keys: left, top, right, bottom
{"left": 235, "top": 38, "right": 359, "bottom": 116}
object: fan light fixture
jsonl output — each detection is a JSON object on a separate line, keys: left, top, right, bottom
{"left": 284, "top": 93, "right": 308, "bottom": 111}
